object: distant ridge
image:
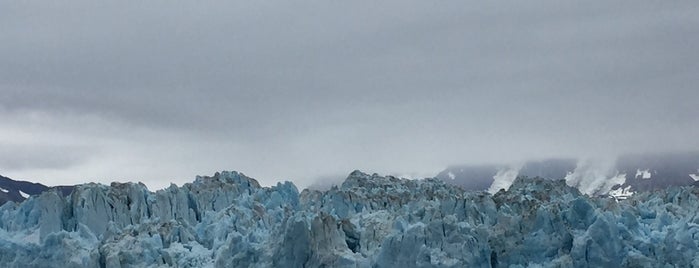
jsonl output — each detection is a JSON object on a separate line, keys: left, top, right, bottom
{"left": 437, "top": 152, "right": 699, "bottom": 195}
{"left": 0, "top": 175, "right": 73, "bottom": 205}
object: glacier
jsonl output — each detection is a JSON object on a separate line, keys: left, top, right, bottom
{"left": 1, "top": 170, "right": 699, "bottom": 267}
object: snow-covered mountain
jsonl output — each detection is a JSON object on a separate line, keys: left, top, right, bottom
{"left": 436, "top": 159, "right": 577, "bottom": 192}
{"left": 1, "top": 170, "right": 699, "bottom": 267}
{"left": 0, "top": 175, "right": 73, "bottom": 205}
{"left": 615, "top": 151, "right": 699, "bottom": 192}
{"left": 438, "top": 152, "right": 699, "bottom": 197}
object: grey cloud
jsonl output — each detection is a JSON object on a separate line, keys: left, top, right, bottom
{"left": 0, "top": 0, "right": 698, "bottom": 187}
{"left": 0, "top": 144, "right": 94, "bottom": 171}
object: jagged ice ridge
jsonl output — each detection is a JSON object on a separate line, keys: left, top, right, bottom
{"left": 1, "top": 171, "right": 699, "bottom": 267}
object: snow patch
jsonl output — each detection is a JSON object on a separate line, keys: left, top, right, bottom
{"left": 635, "top": 169, "right": 652, "bottom": 179}
{"left": 19, "top": 191, "right": 29, "bottom": 198}
{"left": 608, "top": 185, "right": 634, "bottom": 201}
{"left": 447, "top": 172, "right": 455, "bottom": 180}
{"left": 0, "top": 187, "right": 7, "bottom": 193}
{"left": 690, "top": 174, "right": 699, "bottom": 182}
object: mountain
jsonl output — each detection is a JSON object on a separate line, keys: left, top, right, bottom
{"left": 1, "top": 170, "right": 699, "bottom": 267}
{"left": 438, "top": 152, "right": 699, "bottom": 196}
{"left": 518, "top": 158, "right": 578, "bottom": 180}
{"left": 437, "top": 158, "right": 577, "bottom": 191}
{"left": 435, "top": 164, "right": 501, "bottom": 191}
{"left": 0, "top": 175, "right": 74, "bottom": 205}
{"left": 616, "top": 151, "right": 699, "bottom": 192}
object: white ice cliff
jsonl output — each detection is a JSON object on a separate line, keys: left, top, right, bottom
{"left": 1, "top": 170, "right": 699, "bottom": 267}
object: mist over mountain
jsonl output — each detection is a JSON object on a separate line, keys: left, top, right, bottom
{"left": 437, "top": 151, "right": 699, "bottom": 196}
{"left": 436, "top": 159, "right": 578, "bottom": 192}
{"left": 616, "top": 151, "right": 699, "bottom": 191}
{"left": 5, "top": 151, "right": 697, "bottom": 206}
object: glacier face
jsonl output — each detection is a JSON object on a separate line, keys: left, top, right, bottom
{"left": 1, "top": 171, "right": 699, "bottom": 267}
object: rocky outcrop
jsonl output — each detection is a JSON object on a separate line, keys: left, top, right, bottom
{"left": 0, "top": 175, "right": 73, "bottom": 205}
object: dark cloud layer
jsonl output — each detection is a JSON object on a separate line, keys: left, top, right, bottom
{"left": 0, "top": 144, "right": 93, "bottom": 171}
{"left": 1, "top": 0, "right": 698, "bottom": 189}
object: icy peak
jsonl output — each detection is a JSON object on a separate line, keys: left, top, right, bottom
{"left": 342, "top": 170, "right": 407, "bottom": 190}
{"left": 194, "top": 170, "right": 261, "bottom": 189}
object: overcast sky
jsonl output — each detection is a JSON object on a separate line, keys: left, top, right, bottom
{"left": 1, "top": 0, "right": 698, "bottom": 190}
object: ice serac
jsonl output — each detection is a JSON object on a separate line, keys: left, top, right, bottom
{"left": 2, "top": 170, "right": 699, "bottom": 267}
